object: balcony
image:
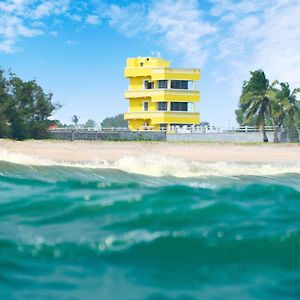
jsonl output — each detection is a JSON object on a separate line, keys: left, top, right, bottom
{"left": 125, "top": 67, "right": 200, "bottom": 80}
{"left": 124, "top": 89, "right": 200, "bottom": 102}
{"left": 124, "top": 111, "right": 200, "bottom": 124}
{"left": 151, "top": 68, "right": 200, "bottom": 80}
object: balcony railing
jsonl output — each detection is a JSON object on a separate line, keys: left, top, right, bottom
{"left": 151, "top": 68, "right": 200, "bottom": 74}
{"left": 124, "top": 111, "right": 200, "bottom": 123}
{"left": 124, "top": 89, "right": 200, "bottom": 100}
{"left": 125, "top": 67, "right": 200, "bottom": 79}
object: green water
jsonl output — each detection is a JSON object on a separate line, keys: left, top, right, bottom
{"left": 1, "top": 161, "right": 300, "bottom": 299}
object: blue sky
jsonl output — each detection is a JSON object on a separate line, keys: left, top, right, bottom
{"left": 1, "top": 0, "right": 300, "bottom": 127}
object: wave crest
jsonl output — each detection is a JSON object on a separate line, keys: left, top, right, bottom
{"left": 1, "top": 150, "right": 300, "bottom": 177}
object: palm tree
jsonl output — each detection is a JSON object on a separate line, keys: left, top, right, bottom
{"left": 72, "top": 115, "right": 79, "bottom": 128}
{"left": 239, "top": 70, "right": 271, "bottom": 142}
{"left": 271, "top": 82, "right": 300, "bottom": 142}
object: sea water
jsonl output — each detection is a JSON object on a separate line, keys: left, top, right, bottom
{"left": 1, "top": 152, "right": 300, "bottom": 299}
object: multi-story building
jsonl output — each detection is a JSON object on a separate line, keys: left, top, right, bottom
{"left": 124, "top": 57, "right": 200, "bottom": 131}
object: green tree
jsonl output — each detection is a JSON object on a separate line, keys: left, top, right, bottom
{"left": 235, "top": 107, "right": 257, "bottom": 127}
{"left": 0, "top": 69, "right": 61, "bottom": 140}
{"left": 239, "top": 70, "right": 272, "bottom": 142}
{"left": 84, "top": 119, "right": 97, "bottom": 128}
{"left": 0, "top": 69, "right": 11, "bottom": 137}
{"left": 270, "top": 82, "right": 300, "bottom": 142}
{"left": 101, "top": 114, "right": 128, "bottom": 128}
{"left": 72, "top": 115, "right": 79, "bottom": 127}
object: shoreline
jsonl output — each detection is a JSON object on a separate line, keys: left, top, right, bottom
{"left": 0, "top": 139, "right": 300, "bottom": 164}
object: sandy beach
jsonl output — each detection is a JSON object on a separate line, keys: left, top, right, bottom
{"left": 0, "top": 139, "right": 300, "bottom": 164}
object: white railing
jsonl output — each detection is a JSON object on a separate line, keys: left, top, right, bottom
{"left": 50, "top": 125, "right": 284, "bottom": 134}
{"left": 233, "top": 126, "right": 278, "bottom": 132}
{"left": 165, "top": 125, "right": 280, "bottom": 134}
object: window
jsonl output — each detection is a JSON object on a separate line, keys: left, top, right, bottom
{"left": 171, "top": 80, "right": 188, "bottom": 89}
{"left": 158, "top": 80, "right": 168, "bottom": 89}
{"left": 171, "top": 102, "right": 188, "bottom": 111}
{"left": 144, "top": 80, "right": 154, "bottom": 89}
{"left": 157, "top": 102, "right": 168, "bottom": 111}
{"left": 160, "top": 124, "right": 167, "bottom": 131}
{"left": 143, "top": 102, "right": 149, "bottom": 111}
{"left": 140, "top": 62, "right": 144, "bottom": 67}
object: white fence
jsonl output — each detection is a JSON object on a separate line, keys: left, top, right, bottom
{"left": 51, "top": 125, "right": 282, "bottom": 133}
{"left": 167, "top": 125, "right": 280, "bottom": 134}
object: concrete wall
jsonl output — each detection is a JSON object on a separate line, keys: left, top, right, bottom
{"left": 50, "top": 130, "right": 292, "bottom": 143}
{"left": 50, "top": 130, "right": 166, "bottom": 141}
{"left": 166, "top": 132, "right": 274, "bottom": 143}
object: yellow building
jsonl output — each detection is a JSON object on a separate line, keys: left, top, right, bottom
{"left": 124, "top": 57, "right": 200, "bottom": 131}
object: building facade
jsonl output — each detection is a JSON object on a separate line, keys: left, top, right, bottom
{"left": 124, "top": 57, "right": 200, "bottom": 131}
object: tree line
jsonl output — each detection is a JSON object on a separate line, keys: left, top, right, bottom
{"left": 236, "top": 70, "right": 300, "bottom": 142}
{"left": 0, "top": 69, "right": 61, "bottom": 140}
{"left": 60, "top": 114, "right": 128, "bottom": 129}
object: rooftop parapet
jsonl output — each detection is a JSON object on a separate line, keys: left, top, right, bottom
{"left": 126, "top": 57, "right": 170, "bottom": 68}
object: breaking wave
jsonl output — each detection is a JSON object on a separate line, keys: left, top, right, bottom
{"left": 1, "top": 149, "right": 300, "bottom": 177}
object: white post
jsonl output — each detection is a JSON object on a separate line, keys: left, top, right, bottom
{"left": 167, "top": 102, "right": 171, "bottom": 111}
{"left": 167, "top": 80, "right": 171, "bottom": 89}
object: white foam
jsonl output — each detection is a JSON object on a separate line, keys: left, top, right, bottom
{"left": 1, "top": 150, "right": 300, "bottom": 177}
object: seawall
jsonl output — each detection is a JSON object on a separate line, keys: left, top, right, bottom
{"left": 166, "top": 132, "right": 276, "bottom": 143}
{"left": 49, "top": 130, "right": 166, "bottom": 141}
{"left": 49, "top": 130, "right": 290, "bottom": 143}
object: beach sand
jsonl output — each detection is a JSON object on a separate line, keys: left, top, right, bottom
{"left": 0, "top": 139, "right": 299, "bottom": 164}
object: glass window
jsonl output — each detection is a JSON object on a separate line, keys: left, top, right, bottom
{"left": 144, "top": 81, "right": 154, "bottom": 89}
{"left": 180, "top": 80, "right": 188, "bottom": 89}
{"left": 157, "top": 102, "right": 168, "bottom": 111}
{"left": 171, "top": 102, "right": 188, "bottom": 111}
{"left": 171, "top": 80, "right": 179, "bottom": 89}
{"left": 143, "top": 102, "right": 149, "bottom": 111}
{"left": 171, "top": 80, "right": 188, "bottom": 89}
{"left": 158, "top": 80, "right": 168, "bottom": 89}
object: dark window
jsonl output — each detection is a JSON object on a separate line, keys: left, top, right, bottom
{"left": 158, "top": 80, "right": 168, "bottom": 89}
{"left": 144, "top": 81, "right": 154, "bottom": 89}
{"left": 157, "top": 102, "right": 168, "bottom": 111}
{"left": 146, "top": 58, "right": 149, "bottom": 61}
{"left": 160, "top": 124, "right": 167, "bottom": 131}
{"left": 171, "top": 80, "right": 188, "bottom": 89}
{"left": 171, "top": 102, "right": 188, "bottom": 111}
{"left": 144, "top": 102, "right": 149, "bottom": 111}
{"left": 140, "top": 62, "right": 144, "bottom": 67}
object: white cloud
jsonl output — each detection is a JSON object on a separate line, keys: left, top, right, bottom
{"left": 0, "top": 39, "right": 15, "bottom": 53}
{"left": 211, "top": 0, "right": 300, "bottom": 88}
{"left": 86, "top": 14, "right": 101, "bottom": 25}
{"left": 210, "top": 0, "right": 260, "bottom": 17}
{"left": 106, "top": 0, "right": 217, "bottom": 67}
{"left": 0, "top": 0, "right": 72, "bottom": 53}
{"left": 68, "top": 14, "right": 82, "bottom": 22}
{"left": 107, "top": 3, "right": 148, "bottom": 37}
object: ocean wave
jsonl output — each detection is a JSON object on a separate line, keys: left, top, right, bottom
{"left": 2, "top": 230, "right": 300, "bottom": 263}
{"left": 1, "top": 149, "right": 300, "bottom": 177}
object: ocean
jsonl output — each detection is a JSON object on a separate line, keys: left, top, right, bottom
{"left": 1, "top": 153, "right": 300, "bottom": 299}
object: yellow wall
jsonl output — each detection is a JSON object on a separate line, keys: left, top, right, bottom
{"left": 126, "top": 57, "right": 170, "bottom": 68}
{"left": 129, "top": 77, "right": 148, "bottom": 90}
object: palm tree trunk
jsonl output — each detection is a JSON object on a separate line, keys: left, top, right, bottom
{"left": 271, "top": 118, "right": 279, "bottom": 143}
{"left": 268, "top": 105, "right": 279, "bottom": 143}
{"left": 262, "top": 120, "right": 268, "bottom": 142}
